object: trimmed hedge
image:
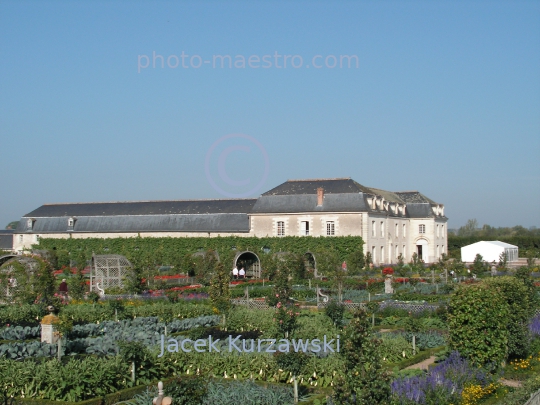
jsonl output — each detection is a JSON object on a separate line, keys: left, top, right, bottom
{"left": 12, "top": 381, "right": 156, "bottom": 405}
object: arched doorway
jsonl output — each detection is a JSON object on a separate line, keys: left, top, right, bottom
{"left": 304, "top": 252, "right": 318, "bottom": 278}
{"left": 234, "top": 251, "right": 261, "bottom": 279}
{"left": 416, "top": 238, "right": 428, "bottom": 262}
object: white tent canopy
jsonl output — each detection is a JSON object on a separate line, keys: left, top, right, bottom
{"left": 461, "top": 241, "right": 519, "bottom": 263}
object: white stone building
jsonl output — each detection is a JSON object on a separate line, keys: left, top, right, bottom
{"left": 12, "top": 178, "right": 447, "bottom": 264}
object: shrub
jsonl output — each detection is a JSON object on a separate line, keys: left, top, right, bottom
{"left": 325, "top": 301, "right": 345, "bottom": 328}
{"left": 167, "top": 375, "right": 208, "bottom": 405}
{"left": 333, "top": 309, "right": 392, "bottom": 404}
{"left": 484, "top": 276, "right": 534, "bottom": 359}
{"left": 448, "top": 283, "right": 509, "bottom": 366}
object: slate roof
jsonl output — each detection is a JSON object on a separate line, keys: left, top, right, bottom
{"left": 0, "top": 230, "right": 14, "bottom": 250}
{"left": 251, "top": 193, "right": 369, "bottom": 213}
{"left": 23, "top": 199, "right": 257, "bottom": 217}
{"left": 263, "top": 178, "right": 373, "bottom": 195}
{"left": 18, "top": 200, "right": 256, "bottom": 233}
{"left": 18, "top": 214, "right": 250, "bottom": 233}
{"left": 16, "top": 178, "right": 445, "bottom": 233}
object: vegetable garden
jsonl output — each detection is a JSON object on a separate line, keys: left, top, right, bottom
{"left": 1, "top": 240, "right": 540, "bottom": 405}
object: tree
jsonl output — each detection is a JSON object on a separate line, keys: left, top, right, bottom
{"left": 267, "top": 263, "right": 292, "bottom": 307}
{"left": 346, "top": 250, "right": 365, "bottom": 275}
{"left": 458, "top": 219, "right": 479, "bottom": 237}
{"left": 498, "top": 252, "right": 508, "bottom": 270}
{"left": 5, "top": 221, "right": 18, "bottom": 230}
{"left": 472, "top": 253, "right": 488, "bottom": 274}
{"left": 34, "top": 256, "right": 57, "bottom": 306}
{"left": 333, "top": 309, "right": 392, "bottom": 404}
{"left": 69, "top": 252, "right": 87, "bottom": 299}
{"left": 208, "top": 262, "right": 231, "bottom": 324}
{"left": 526, "top": 250, "right": 538, "bottom": 269}
{"left": 364, "top": 251, "right": 373, "bottom": 269}
{"left": 317, "top": 249, "right": 346, "bottom": 302}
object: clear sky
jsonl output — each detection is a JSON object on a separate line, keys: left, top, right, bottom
{"left": 1, "top": 0, "right": 539, "bottom": 229}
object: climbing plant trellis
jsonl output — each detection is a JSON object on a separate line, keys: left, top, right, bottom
{"left": 0, "top": 255, "right": 39, "bottom": 300}
{"left": 90, "top": 254, "right": 132, "bottom": 294}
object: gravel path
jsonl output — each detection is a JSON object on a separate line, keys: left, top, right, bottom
{"left": 405, "top": 356, "right": 436, "bottom": 370}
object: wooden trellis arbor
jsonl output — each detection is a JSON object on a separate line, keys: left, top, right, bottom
{"left": 90, "top": 254, "right": 132, "bottom": 294}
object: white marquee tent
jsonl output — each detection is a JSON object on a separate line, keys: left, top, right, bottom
{"left": 461, "top": 241, "right": 519, "bottom": 263}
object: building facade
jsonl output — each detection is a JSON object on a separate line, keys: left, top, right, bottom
{"left": 12, "top": 178, "right": 448, "bottom": 264}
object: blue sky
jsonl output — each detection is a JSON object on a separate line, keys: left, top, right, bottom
{"left": 1, "top": 0, "right": 539, "bottom": 229}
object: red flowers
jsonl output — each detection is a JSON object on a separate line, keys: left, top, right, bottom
{"left": 382, "top": 267, "right": 394, "bottom": 275}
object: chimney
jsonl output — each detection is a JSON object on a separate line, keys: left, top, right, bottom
{"left": 317, "top": 187, "right": 324, "bottom": 206}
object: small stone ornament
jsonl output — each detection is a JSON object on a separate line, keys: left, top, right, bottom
{"left": 153, "top": 381, "right": 172, "bottom": 405}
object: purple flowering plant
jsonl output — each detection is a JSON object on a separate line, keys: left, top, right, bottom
{"left": 391, "top": 351, "right": 492, "bottom": 405}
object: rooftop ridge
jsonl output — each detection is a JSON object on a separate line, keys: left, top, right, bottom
{"left": 286, "top": 178, "right": 351, "bottom": 182}
{"left": 41, "top": 198, "right": 258, "bottom": 206}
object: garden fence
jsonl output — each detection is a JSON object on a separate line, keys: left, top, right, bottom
{"left": 230, "top": 298, "right": 269, "bottom": 310}
{"left": 317, "top": 300, "right": 440, "bottom": 313}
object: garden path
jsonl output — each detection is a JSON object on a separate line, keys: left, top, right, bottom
{"left": 404, "top": 356, "right": 436, "bottom": 370}
{"left": 499, "top": 378, "right": 522, "bottom": 388}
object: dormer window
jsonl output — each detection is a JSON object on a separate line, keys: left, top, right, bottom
{"left": 27, "top": 218, "right": 34, "bottom": 230}
{"left": 68, "top": 217, "right": 75, "bottom": 227}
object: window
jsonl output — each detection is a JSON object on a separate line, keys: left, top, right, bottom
{"left": 389, "top": 244, "right": 392, "bottom": 262}
{"left": 395, "top": 223, "right": 399, "bottom": 238}
{"left": 403, "top": 224, "right": 406, "bottom": 237}
{"left": 27, "top": 218, "right": 33, "bottom": 230}
{"left": 19, "top": 235, "right": 23, "bottom": 243}
{"left": 380, "top": 221, "right": 384, "bottom": 237}
{"left": 35, "top": 235, "right": 40, "bottom": 243}
{"left": 277, "top": 221, "right": 285, "bottom": 236}
{"left": 372, "top": 221, "right": 376, "bottom": 237}
{"left": 300, "top": 221, "right": 309, "bottom": 236}
{"left": 381, "top": 246, "right": 385, "bottom": 263}
{"left": 326, "top": 221, "right": 335, "bottom": 236}
{"left": 403, "top": 244, "right": 406, "bottom": 258}
{"left": 395, "top": 244, "right": 399, "bottom": 258}
{"left": 441, "top": 225, "right": 445, "bottom": 237}
{"left": 371, "top": 246, "right": 376, "bottom": 262}
{"left": 419, "top": 224, "right": 426, "bottom": 234}
{"left": 437, "top": 245, "right": 440, "bottom": 258}
{"left": 68, "top": 218, "right": 74, "bottom": 227}
{"left": 437, "top": 224, "right": 440, "bottom": 237}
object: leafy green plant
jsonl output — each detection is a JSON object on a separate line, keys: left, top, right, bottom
{"left": 208, "top": 261, "right": 230, "bottom": 326}
{"left": 333, "top": 309, "right": 392, "bottom": 404}
{"left": 448, "top": 282, "right": 510, "bottom": 366}
{"left": 484, "top": 276, "right": 534, "bottom": 359}
{"left": 325, "top": 301, "right": 345, "bottom": 328}
{"left": 167, "top": 376, "right": 207, "bottom": 405}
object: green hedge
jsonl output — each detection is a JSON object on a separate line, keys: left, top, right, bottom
{"left": 386, "top": 345, "right": 446, "bottom": 370}
{"left": 36, "top": 236, "right": 364, "bottom": 268}
{"left": 12, "top": 377, "right": 177, "bottom": 405}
